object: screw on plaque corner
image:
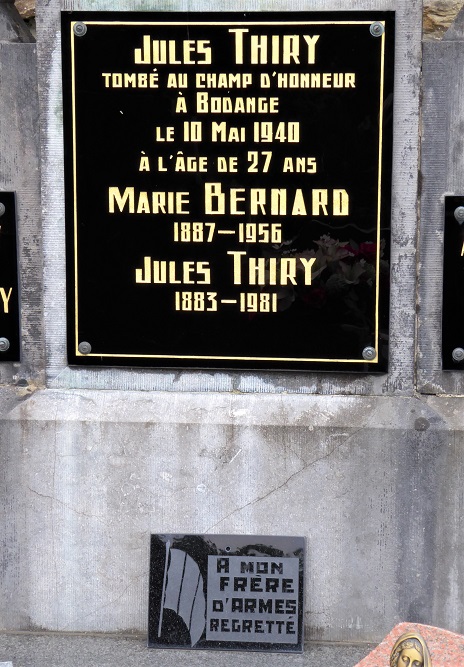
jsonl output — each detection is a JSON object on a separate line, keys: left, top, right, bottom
{"left": 0, "top": 337, "right": 10, "bottom": 352}
{"left": 362, "top": 346, "right": 377, "bottom": 361}
{"left": 370, "top": 22, "right": 385, "bottom": 37}
{"left": 78, "top": 341, "right": 92, "bottom": 355}
{"left": 454, "top": 206, "right": 464, "bottom": 224}
{"left": 73, "top": 22, "right": 87, "bottom": 37}
{"left": 0, "top": 202, "right": 5, "bottom": 217}
{"left": 452, "top": 347, "right": 464, "bottom": 362}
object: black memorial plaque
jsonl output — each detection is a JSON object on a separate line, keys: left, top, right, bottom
{"left": 442, "top": 196, "right": 464, "bottom": 369}
{"left": 0, "top": 193, "right": 20, "bottom": 361}
{"left": 148, "top": 534, "right": 305, "bottom": 652}
{"left": 62, "top": 12, "right": 394, "bottom": 371}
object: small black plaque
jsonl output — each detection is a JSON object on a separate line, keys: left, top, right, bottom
{"left": 62, "top": 12, "right": 394, "bottom": 371}
{"left": 148, "top": 534, "right": 305, "bottom": 652}
{"left": 442, "top": 196, "right": 464, "bottom": 369}
{"left": 0, "top": 192, "right": 20, "bottom": 362}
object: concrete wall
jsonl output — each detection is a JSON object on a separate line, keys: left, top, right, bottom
{"left": 2, "top": 390, "right": 464, "bottom": 641}
{"left": 1, "top": 0, "right": 464, "bottom": 644}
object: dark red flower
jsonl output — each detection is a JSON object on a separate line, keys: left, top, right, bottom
{"left": 358, "top": 242, "right": 377, "bottom": 262}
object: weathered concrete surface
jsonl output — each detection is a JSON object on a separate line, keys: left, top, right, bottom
{"left": 0, "top": 633, "right": 373, "bottom": 667}
{"left": 1, "top": 389, "right": 464, "bottom": 641}
{"left": 17, "top": 0, "right": 463, "bottom": 36}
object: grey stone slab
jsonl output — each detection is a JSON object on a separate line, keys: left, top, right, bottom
{"left": 36, "top": 0, "right": 422, "bottom": 394}
{"left": 0, "top": 633, "right": 374, "bottom": 667}
{"left": 0, "top": 5, "right": 34, "bottom": 43}
{"left": 0, "top": 388, "right": 26, "bottom": 417}
{"left": 443, "top": 5, "right": 464, "bottom": 40}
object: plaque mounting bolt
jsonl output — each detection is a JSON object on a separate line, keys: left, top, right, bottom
{"left": 362, "top": 346, "right": 377, "bottom": 361}
{"left": 0, "top": 338, "right": 10, "bottom": 352}
{"left": 370, "top": 22, "right": 385, "bottom": 37}
{"left": 78, "top": 341, "right": 92, "bottom": 355}
{"left": 452, "top": 347, "right": 464, "bottom": 362}
{"left": 0, "top": 203, "right": 5, "bottom": 217}
{"left": 73, "top": 22, "right": 87, "bottom": 37}
{"left": 454, "top": 206, "right": 464, "bottom": 224}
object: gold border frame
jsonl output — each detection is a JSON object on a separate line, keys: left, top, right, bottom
{"left": 69, "top": 19, "right": 387, "bottom": 364}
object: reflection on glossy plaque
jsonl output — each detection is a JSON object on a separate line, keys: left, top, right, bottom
{"left": 442, "top": 196, "right": 464, "bottom": 370}
{"left": 62, "top": 12, "right": 394, "bottom": 371}
{"left": 0, "top": 192, "right": 20, "bottom": 361}
{"left": 148, "top": 534, "right": 304, "bottom": 652}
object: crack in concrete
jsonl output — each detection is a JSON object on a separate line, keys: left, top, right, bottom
{"left": 204, "top": 425, "right": 366, "bottom": 533}
{"left": 26, "top": 486, "right": 108, "bottom": 524}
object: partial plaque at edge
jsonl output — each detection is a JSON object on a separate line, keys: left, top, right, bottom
{"left": 0, "top": 192, "right": 20, "bottom": 362}
{"left": 442, "top": 196, "right": 464, "bottom": 370}
{"left": 148, "top": 534, "right": 305, "bottom": 653}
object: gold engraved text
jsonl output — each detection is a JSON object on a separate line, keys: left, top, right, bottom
{"left": 229, "top": 29, "right": 320, "bottom": 65}
{"left": 204, "top": 184, "right": 349, "bottom": 216}
{"left": 0, "top": 287, "right": 12, "bottom": 314}
{"left": 135, "top": 258, "right": 211, "bottom": 284}
{"left": 101, "top": 72, "right": 159, "bottom": 88}
{"left": 227, "top": 251, "right": 316, "bottom": 285}
{"left": 134, "top": 35, "right": 212, "bottom": 65}
{"left": 108, "top": 187, "right": 190, "bottom": 214}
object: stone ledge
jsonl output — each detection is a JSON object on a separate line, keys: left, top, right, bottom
{"left": 0, "top": 388, "right": 455, "bottom": 430}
